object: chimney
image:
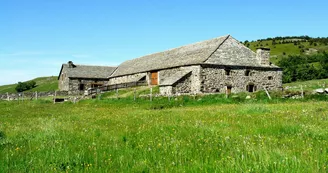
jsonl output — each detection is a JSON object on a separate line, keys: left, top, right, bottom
{"left": 68, "top": 61, "right": 75, "bottom": 68}
{"left": 256, "top": 48, "right": 271, "bottom": 66}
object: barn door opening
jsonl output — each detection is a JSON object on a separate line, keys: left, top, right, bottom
{"left": 150, "top": 71, "right": 158, "bottom": 85}
{"left": 226, "top": 86, "right": 232, "bottom": 94}
{"left": 246, "top": 84, "right": 256, "bottom": 92}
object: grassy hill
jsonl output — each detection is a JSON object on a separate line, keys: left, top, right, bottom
{"left": 244, "top": 36, "right": 328, "bottom": 64}
{"left": 0, "top": 76, "right": 58, "bottom": 94}
{"left": 283, "top": 78, "right": 328, "bottom": 91}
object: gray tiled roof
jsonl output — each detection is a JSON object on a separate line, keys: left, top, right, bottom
{"left": 63, "top": 64, "right": 117, "bottom": 79}
{"left": 110, "top": 35, "right": 230, "bottom": 77}
{"left": 160, "top": 70, "right": 192, "bottom": 86}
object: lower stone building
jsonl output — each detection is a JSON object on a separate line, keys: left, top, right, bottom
{"left": 108, "top": 35, "right": 282, "bottom": 95}
{"left": 58, "top": 61, "right": 116, "bottom": 94}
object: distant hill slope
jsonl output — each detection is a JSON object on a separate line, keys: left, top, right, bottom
{"left": 283, "top": 78, "right": 328, "bottom": 91}
{"left": 244, "top": 36, "right": 328, "bottom": 64}
{"left": 0, "top": 76, "right": 58, "bottom": 94}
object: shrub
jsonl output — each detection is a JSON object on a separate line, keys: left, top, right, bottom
{"left": 15, "top": 80, "right": 37, "bottom": 92}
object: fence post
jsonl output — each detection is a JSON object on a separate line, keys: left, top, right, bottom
{"left": 168, "top": 94, "right": 171, "bottom": 102}
{"left": 134, "top": 88, "right": 136, "bottom": 101}
{"left": 35, "top": 91, "right": 38, "bottom": 100}
{"left": 150, "top": 87, "right": 153, "bottom": 102}
{"left": 301, "top": 85, "right": 304, "bottom": 99}
{"left": 263, "top": 86, "right": 272, "bottom": 100}
{"left": 54, "top": 91, "right": 57, "bottom": 104}
{"left": 7, "top": 92, "right": 9, "bottom": 101}
{"left": 22, "top": 92, "right": 24, "bottom": 102}
{"left": 116, "top": 88, "right": 119, "bottom": 99}
{"left": 225, "top": 86, "right": 228, "bottom": 99}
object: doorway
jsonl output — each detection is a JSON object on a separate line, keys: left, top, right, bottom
{"left": 247, "top": 84, "right": 255, "bottom": 92}
{"left": 226, "top": 86, "right": 232, "bottom": 94}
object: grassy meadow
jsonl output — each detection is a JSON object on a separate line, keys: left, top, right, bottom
{"left": 1, "top": 94, "right": 328, "bottom": 172}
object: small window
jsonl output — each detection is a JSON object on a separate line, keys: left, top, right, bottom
{"left": 268, "top": 76, "right": 273, "bottom": 80}
{"left": 225, "top": 69, "right": 231, "bottom": 76}
{"left": 79, "top": 84, "right": 85, "bottom": 91}
{"left": 245, "top": 70, "right": 251, "bottom": 76}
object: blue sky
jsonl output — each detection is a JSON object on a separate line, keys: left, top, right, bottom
{"left": 0, "top": 0, "right": 327, "bottom": 85}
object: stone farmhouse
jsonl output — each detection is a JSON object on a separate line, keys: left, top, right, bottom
{"left": 58, "top": 35, "right": 282, "bottom": 95}
{"left": 108, "top": 35, "right": 282, "bottom": 95}
{"left": 58, "top": 61, "right": 116, "bottom": 94}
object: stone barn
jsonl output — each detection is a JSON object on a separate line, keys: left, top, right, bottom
{"left": 58, "top": 61, "right": 116, "bottom": 94}
{"left": 108, "top": 35, "right": 282, "bottom": 95}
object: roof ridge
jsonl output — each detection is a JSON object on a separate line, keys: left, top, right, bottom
{"left": 73, "top": 64, "right": 117, "bottom": 68}
{"left": 121, "top": 35, "right": 230, "bottom": 62}
{"left": 202, "top": 35, "right": 230, "bottom": 63}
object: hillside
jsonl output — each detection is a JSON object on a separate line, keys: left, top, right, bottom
{"left": 0, "top": 76, "right": 58, "bottom": 94}
{"left": 244, "top": 36, "right": 328, "bottom": 64}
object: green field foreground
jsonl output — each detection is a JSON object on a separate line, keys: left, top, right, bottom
{"left": 0, "top": 98, "right": 328, "bottom": 172}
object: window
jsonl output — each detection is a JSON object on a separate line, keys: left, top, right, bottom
{"left": 225, "top": 69, "right": 231, "bottom": 76}
{"left": 268, "top": 76, "right": 273, "bottom": 80}
{"left": 245, "top": 70, "right": 251, "bottom": 76}
{"left": 79, "top": 84, "right": 85, "bottom": 91}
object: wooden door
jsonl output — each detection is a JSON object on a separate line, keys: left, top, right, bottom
{"left": 151, "top": 72, "right": 158, "bottom": 85}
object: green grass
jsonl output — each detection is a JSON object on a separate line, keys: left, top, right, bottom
{"left": 1, "top": 96, "right": 328, "bottom": 172}
{"left": 284, "top": 78, "right": 328, "bottom": 91}
{"left": 0, "top": 76, "right": 58, "bottom": 94}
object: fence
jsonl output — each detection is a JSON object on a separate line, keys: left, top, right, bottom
{"left": 0, "top": 91, "right": 69, "bottom": 101}
{"left": 86, "top": 81, "right": 147, "bottom": 95}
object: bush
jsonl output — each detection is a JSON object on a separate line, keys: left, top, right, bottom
{"left": 15, "top": 80, "right": 37, "bottom": 92}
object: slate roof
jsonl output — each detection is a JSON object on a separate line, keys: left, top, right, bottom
{"left": 110, "top": 35, "right": 281, "bottom": 78}
{"left": 160, "top": 70, "right": 192, "bottom": 86}
{"left": 110, "top": 35, "right": 230, "bottom": 77}
{"left": 59, "top": 63, "right": 117, "bottom": 79}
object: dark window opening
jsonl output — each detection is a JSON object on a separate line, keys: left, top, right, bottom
{"left": 225, "top": 69, "right": 231, "bottom": 76}
{"left": 79, "top": 84, "right": 85, "bottom": 91}
{"left": 268, "top": 76, "right": 273, "bottom": 80}
{"left": 246, "top": 84, "right": 256, "bottom": 92}
{"left": 245, "top": 70, "right": 251, "bottom": 76}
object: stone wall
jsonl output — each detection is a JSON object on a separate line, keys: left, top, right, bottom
{"left": 158, "top": 66, "right": 201, "bottom": 95}
{"left": 0, "top": 91, "right": 69, "bottom": 100}
{"left": 201, "top": 65, "right": 282, "bottom": 93}
{"left": 58, "top": 67, "right": 69, "bottom": 91}
{"left": 159, "top": 86, "right": 173, "bottom": 95}
{"left": 69, "top": 78, "right": 108, "bottom": 95}
{"left": 172, "top": 73, "right": 192, "bottom": 94}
